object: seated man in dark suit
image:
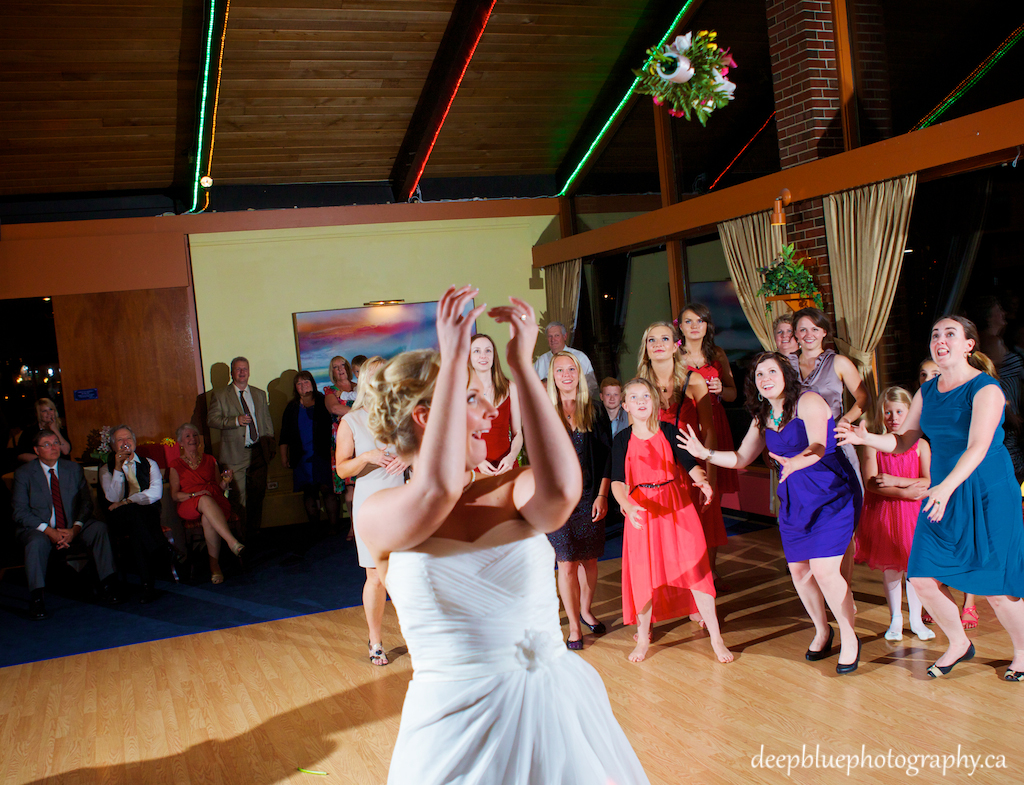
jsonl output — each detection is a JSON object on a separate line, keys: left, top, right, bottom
{"left": 12, "top": 429, "right": 122, "bottom": 619}
{"left": 99, "top": 424, "right": 168, "bottom": 604}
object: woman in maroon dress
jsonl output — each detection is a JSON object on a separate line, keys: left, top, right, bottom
{"left": 169, "top": 422, "right": 244, "bottom": 583}
{"left": 469, "top": 333, "right": 523, "bottom": 475}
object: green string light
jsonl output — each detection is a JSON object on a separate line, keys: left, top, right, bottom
{"left": 558, "top": 0, "right": 697, "bottom": 196}
{"left": 914, "top": 24, "right": 1024, "bottom": 131}
{"left": 187, "top": 0, "right": 219, "bottom": 214}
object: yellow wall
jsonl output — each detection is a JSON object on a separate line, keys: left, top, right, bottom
{"left": 189, "top": 215, "right": 552, "bottom": 392}
{"left": 188, "top": 214, "right": 552, "bottom": 525}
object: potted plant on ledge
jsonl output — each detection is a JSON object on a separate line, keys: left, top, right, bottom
{"left": 756, "top": 243, "right": 824, "bottom": 315}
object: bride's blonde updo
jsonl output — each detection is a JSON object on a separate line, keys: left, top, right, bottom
{"left": 365, "top": 349, "right": 442, "bottom": 458}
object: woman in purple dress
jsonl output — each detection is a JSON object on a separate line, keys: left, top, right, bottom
{"left": 679, "top": 352, "right": 862, "bottom": 673}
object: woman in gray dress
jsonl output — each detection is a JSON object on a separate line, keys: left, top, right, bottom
{"left": 790, "top": 307, "right": 869, "bottom": 483}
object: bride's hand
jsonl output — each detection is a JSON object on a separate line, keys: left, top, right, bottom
{"left": 437, "top": 285, "right": 486, "bottom": 362}
{"left": 488, "top": 297, "right": 538, "bottom": 374}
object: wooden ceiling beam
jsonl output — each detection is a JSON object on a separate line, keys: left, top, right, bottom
{"left": 532, "top": 98, "right": 1024, "bottom": 267}
{"left": 388, "top": 0, "right": 497, "bottom": 202}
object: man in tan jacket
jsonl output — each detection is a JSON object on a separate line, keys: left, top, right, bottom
{"left": 208, "top": 357, "right": 275, "bottom": 540}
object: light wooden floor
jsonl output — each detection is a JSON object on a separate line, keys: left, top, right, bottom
{"left": 2, "top": 527, "right": 1018, "bottom": 785}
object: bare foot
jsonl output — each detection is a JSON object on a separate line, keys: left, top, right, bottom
{"left": 710, "top": 636, "right": 734, "bottom": 663}
{"left": 628, "top": 637, "right": 650, "bottom": 663}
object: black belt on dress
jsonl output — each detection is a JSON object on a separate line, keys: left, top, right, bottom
{"left": 631, "top": 480, "right": 672, "bottom": 492}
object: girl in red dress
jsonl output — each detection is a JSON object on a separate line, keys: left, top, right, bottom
{"left": 611, "top": 377, "right": 732, "bottom": 664}
{"left": 636, "top": 322, "right": 729, "bottom": 589}
{"left": 469, "top": 334, "right": 523, "bottom": 475}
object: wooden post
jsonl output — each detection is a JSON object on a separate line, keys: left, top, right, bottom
{"left": 653, "top": 101, "right": 687, "bottom": 316}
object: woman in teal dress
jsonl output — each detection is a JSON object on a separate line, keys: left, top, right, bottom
{"left": 839, "top": 316, "right": 1024, "bottom": 681}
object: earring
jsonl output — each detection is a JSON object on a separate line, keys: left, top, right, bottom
{"left": 758, "top": 392, "right": 764, "bottom": 401}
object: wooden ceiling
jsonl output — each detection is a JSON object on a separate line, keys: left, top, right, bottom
{"left": 1, "top": 0, "right": 672, "bottom": 203}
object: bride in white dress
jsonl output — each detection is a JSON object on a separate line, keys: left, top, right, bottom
{"left": 359, "top": 286, "right": 649, "bottom": 785}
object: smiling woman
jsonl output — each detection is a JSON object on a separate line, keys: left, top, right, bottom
{"left": 678, "top": 352, "right": 862, "bottom": 674}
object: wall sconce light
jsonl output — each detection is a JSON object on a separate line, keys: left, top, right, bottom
{"left": 771, "top": 188, "right": 792, "bottom": 226}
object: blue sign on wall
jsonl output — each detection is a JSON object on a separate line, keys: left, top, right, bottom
{"left": 73, "top": 388, "right": 99, "bottom": 401}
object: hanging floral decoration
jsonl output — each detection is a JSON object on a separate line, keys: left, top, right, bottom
{"left": 632, "top": 30, "right": 737, "bottom": 125}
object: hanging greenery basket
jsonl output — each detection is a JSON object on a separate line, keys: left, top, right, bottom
{"left": 756, "top": 244, "right": 824, "bottom": 316}
{"left": 632, "top": 30, "right": 737, "bottom": 126}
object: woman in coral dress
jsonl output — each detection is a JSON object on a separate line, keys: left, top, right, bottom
{"left": 611, "top": 377, "right": 731, "bottom": 665}
{"left": 637, "top": 321, "right": 728, "bottom": 592}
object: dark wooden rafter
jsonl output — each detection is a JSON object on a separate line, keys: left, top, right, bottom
{"left": 652, "top": 101, "right": 687, "bottom": 314}
{"left": 553, "top": 0, "right": 706, "bottom": 196}
{"left": 389, "top": 0, "right": 496, "bottom": 202}
{"left": 171, "top": 0, "right": 207, "bottom": 209}
{"left": 830, "top": 0, "right": 860, "bottom": 151}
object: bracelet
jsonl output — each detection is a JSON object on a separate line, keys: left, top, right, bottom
{"left": 597, "top": 494, "right": 608, "bottom": 498}
{"left": 706, "top": 449, "right": 715, "bottom": 462}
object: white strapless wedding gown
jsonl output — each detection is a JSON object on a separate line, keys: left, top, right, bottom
{"left": 385, "top": 518, "right": 649, "bottom": 785}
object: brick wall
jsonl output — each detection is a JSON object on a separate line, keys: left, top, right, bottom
{"left": 766, "top": 0, "right": 845, "bottom": 170}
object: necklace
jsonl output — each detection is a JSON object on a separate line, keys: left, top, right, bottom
{"left": 182, "top": 451, "right": 202, "bottom": 470}
{"left": 768, "top": 407, "right": 784, "bottom": 429}
{"left": 463, "top": 469, "right": 477, "bottom": 493}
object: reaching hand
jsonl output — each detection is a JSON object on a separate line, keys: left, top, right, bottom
{"left": 835, "top": 420, "right": 867, "bottom": 446}
{"left": 385, "top": 457, "right": 410, "bottom": 477}
{"left": 676, "top": 424, "right": 709, "bottom": 460}
{"left": 488, "top": 297, "right": 538, "bottom": 373}
{"left": 437, "top": 285, "right": 487, "bottom": 362}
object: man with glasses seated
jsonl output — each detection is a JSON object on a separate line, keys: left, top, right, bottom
{"left": 12, "top": 429, "right": 122, "bottom": 620}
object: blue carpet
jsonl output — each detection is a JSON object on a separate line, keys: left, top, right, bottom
{"left": 0, "top": 512, "right": 772, "bottom": 668}
{"left": 0, "top": 525, "right": 368, "bottom": 668}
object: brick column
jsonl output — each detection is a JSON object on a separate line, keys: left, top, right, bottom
{"left": 766, "top": 0, "right": 844, "bottom": 316}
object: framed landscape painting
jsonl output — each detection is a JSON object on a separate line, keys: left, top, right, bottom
{"left": 294, "top": 300, "right": 474, "bottom": 389}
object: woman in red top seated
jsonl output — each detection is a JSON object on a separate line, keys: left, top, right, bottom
{"left": 169, "top": 422, "right": 244, "bottom": 584}
{"left": 469, "top": 333, "right": 523, "bottom": 475}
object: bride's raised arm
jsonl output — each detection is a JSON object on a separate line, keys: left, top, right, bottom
{"left": 359, "top": 286, "right": 486, "bottom": 557}
{"left": 491, "top": 298, "right": 582, "bottom": 532}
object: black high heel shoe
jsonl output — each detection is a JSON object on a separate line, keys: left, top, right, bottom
{"left": 580, "top": 615, "right": 607, "bottom": 635}
{"left": 805, "top": 626, "right": 834, "bottom": 662}
{"left": 836, "top": 638, "right": 861, "bottom": 675}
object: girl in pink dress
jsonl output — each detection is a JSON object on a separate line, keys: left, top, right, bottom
{"left": 854, "top": 386, "right": 935, "bottom": 642}
{"left": 611, "top": 377, "right": 731, "bottom": 664}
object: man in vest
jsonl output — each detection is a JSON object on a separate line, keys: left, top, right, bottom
{"left": 13, "top": 429, "right": 122, "bottom": 619}
{"left": 99, "top": 424, "right": 168, "bottom": 603}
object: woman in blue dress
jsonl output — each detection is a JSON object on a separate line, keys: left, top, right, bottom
{"left": 679, "top": 351, "right": 862, "bottom": 673}
{"left": 839, "top": 316, "right": 1024, "bottom": 680}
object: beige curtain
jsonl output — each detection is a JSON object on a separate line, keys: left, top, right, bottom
{"left": 825, "top": 174, "right": 917, "bottom": 394}
{"left": 543, "top": 257, "right": 582, "bottom": 334}
{"left": 718, "top": 211, "right": 787, "bottom": 350}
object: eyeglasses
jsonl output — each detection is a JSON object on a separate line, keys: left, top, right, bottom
{"left": 37, "top": 441, "right": 59, "bottom": 449}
